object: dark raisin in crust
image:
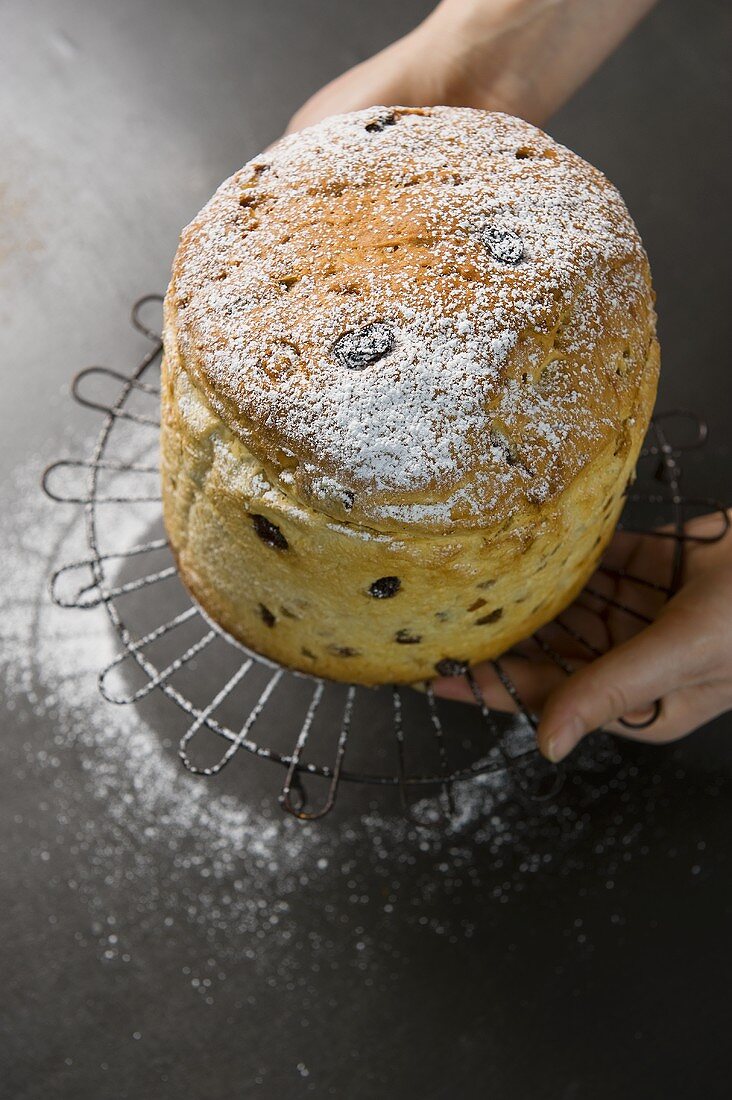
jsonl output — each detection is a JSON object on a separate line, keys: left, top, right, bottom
{"left": 328, "top": 645, "right": 361, "bottom": 658}
{"left": 394, "top": 629, "right": 422, "bottom": 645}
{"left": 475, "top": 608, "right": 503, "bottom": 625}
{"left": 364, "top": 112, "right": 397, "bottom": 133}
{"left": 368, "top": 576, "right": 401, "bottom": 599}
{"left": 258, "top": 603, "right": 276, "bottom": 627}
{"left": 435, "top": 658, "right": 468, "bottom": 677}
{"left": 480, "top": 226, "right": 524, "bottom": 265}
{"left": 251, "top": 513, "right": 289, "bottom": 550}
{"left": 333, "top": 323, "right": 394, "bottom": 370}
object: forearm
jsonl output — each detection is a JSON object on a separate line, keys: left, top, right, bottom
{"left": 416, "top": 0, "right": 659, "bottom": 122}
{"left": 286, "top": 0, "right": 658, "bottom": 133}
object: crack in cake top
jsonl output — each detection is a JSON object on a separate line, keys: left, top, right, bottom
{"left": 166, "top": 106, "right": 656, "bottom": 534}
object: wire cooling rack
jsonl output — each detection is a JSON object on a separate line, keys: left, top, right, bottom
{"left": 42, "top": 296, "right": 730, "bottom": 825}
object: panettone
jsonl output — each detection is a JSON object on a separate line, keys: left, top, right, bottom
{"left": 161, "top": 106, "right": 659, "bottom": 684}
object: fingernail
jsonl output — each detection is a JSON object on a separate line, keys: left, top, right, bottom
{"left": 544, "top": 716, "right": 584, "bottom": 763}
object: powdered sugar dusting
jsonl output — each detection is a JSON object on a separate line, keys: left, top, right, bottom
{"left": 169, "top": 106, "right": 654, "bottom": 533}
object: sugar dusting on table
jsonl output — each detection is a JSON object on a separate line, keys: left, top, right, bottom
{"left": 0, "top": 449, "right": 712, "bottom": 1013}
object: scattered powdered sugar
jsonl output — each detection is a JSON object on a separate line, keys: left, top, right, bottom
{"left": 170, "top": 106, "right": 653, "bottom": 533}
{"left": 2, "top": 441, "right": 711, "bottom": 1006}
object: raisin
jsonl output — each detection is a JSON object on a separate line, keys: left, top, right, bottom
{"left": 490, "top": 429, "right": 518, "bottom": 465}
{"left": 480, "top": 226, "right": 524, "bottom": 265}
{"left": 333, "top": 323, "right": 394, "bottom": 370}
{"left": 395, "top": 629, "right": 422, "bottom": 645}
{"left": 435, "top": 658, "right": 468, "bottom": 677}
{"left": 365, "top": 113, "right": 397, "bottom": 133}
{"left": 369, "top": 576, "right": 401, "bottom": 599}
{"left": 251, "top": 513, "right": 288, "bottom": 550}
{"left": 258, "top": 603, "right": 275, "bottom": 627}
{"left": 328, "top": 644, "right": 360, "bottom": 657}
{"left": 475, "top": 608, "right": 503, "bottom": 625}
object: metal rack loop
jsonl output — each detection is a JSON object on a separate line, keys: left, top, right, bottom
{"left": 42, "top": 458, "right": 161, "bottom": 505}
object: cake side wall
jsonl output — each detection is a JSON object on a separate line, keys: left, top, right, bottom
{"left": 160, "top": 342, "right": 658, "bottom": 685}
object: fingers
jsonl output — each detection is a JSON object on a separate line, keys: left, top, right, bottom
{"left": 536, "top": 603, "right": 703, "bottom": 761}
{"left": 433, "top": 652, "right": 581, "bottom": 716}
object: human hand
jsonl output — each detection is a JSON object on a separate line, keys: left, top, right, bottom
{"left": 286, "top": 0, "right": 658, "bottom": 134}
{"left": 432, "top": 510, "right": 732, "bottom": 763}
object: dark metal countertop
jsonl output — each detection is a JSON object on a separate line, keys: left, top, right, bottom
{"left": 2, "top": 1, "right": 731, "bottom": 1097}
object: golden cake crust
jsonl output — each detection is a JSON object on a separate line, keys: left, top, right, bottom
{"left": 166, "top": 106, "right": 656, "bottom": 537}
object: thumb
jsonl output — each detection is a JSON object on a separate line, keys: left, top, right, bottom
{"left": 537, "top": 605, "right": 698, "bottom": 762}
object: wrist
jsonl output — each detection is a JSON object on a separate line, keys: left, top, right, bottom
{"left": 422, "top": 0, "right": 544, "bottom": 45}
{"left": 408, "top": 0, "right": 544, "bottom": 116}
{"left": 414, "top": 0, "right": 659, "bottom": 122}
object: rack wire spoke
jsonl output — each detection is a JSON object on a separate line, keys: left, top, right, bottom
{"left": 178, "top": 659, "right": 266, "bottom": 776}
{"left": 393, "top": 686, "right": 454, "bottom": 828}
{"left": 78, "top": 564, "right": 178, "bottom": 609}
{"left": 100, "top": 628, "right": 217, "bottom": 705}
{"left": 279, "top": 681, "right": 327, "bottom": 818}
{"left": 552, "top": 616, "right": 605, "bottom": 660}
{"left": 98, "top": 605, "right": 201, "bottom": 703}
{"left": 597, "top": 565, "right": 673, "bottom": 595}
{"left": 50, "top": 539, "right": 171, "bottom": 608}
{"left": 531, "top": 633, "right": 575, "bottom": 675}
{"left": 488, "top": 661, "right": 564, "bottom": 802}
{"left": 464, "top": 669, "right": 536, "bottom": 806}
{"left": 581, "top": 584, "right": 654, "bottom": 625}
{"left": 425, "top": 685, "right": 456, "bottom": 820}
{"left": 279, "top": 684, "right": 354, "bottom": 821}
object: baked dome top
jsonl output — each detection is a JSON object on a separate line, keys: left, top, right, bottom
{"left": 166, "top": 106, "right": 656, "bottom": 535}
